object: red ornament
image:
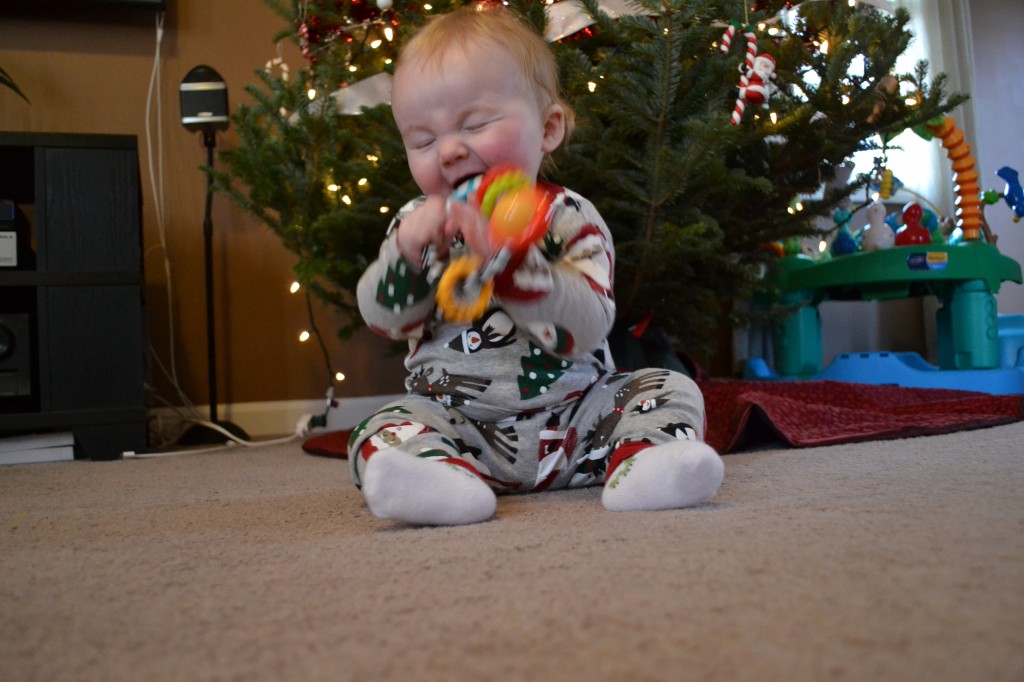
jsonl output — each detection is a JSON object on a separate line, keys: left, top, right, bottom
{"left": 557, "top": 25, "right": 597, "bottom": 43}
{"left": 346, "top": 0, "right": 382, "bottom": 24}
{"left": 297, "top": 0, "right": 386, "bottom": 60}
{"left": 752, "top": 0, "right": 794, "bottom": 10}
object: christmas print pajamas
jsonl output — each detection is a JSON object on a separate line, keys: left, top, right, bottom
{"left": 350, "top": 184, "right": 708, "bottom": 495}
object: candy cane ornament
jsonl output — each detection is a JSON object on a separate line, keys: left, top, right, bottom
{"left": 719, "top": 21, "right": 739, "bottom": 53}
{"left": 723, "top": 26, "right": 762, "bottom": 125}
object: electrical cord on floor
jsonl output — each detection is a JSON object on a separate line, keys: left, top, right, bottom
{"left": 130, "top": 383, "right": 339, "bottom": 458}
{"left": 124, "top": 419, "right": 301, "bottom": 459}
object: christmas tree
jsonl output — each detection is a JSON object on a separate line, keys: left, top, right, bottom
{"left": 216, "top": 0, "right": 966, "bottom": 359}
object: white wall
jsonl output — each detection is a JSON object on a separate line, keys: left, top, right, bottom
{"left": 967, "top": 0, "right": 1024, "bottom": 315}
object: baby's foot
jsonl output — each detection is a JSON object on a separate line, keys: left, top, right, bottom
{"left": 362, "top": 449, "right": 497, "bottom": 525}
{"left": 602, "top": 440, "right": 723, "bottom": 512}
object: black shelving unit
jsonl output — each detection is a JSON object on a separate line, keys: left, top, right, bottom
{"left": 0, "top": 132, "right": 147, "bottom": 460}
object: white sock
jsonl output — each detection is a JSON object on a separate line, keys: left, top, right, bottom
{"left": 602, "top": 440, "right": 724, "bottom": 512}
{"left": 361, "top": 448, "right": 497, "bottom": 526}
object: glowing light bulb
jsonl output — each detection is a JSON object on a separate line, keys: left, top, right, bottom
{"left": 289, "top": 281, "right": 301, "bottom": 294}
{"left": 818, "top": 240, "right": 828, "bottom": 253}
{"left": 770, "top": 111, "right": 778, "bottom": 124}
{"left": 327, "top": 183, "right": 340, "bottom": 192}
{"left": 587, "top": 81, "right": 597, "bottom": 93}
{"left": 307, "top": 88, "right": 317, "bottom": 100}
{"left": 299, "top": 330, "right": 311, "bottom": 342}
{"left": 342, "top": 195, "right": 352, "bottom": 205}
{"left": 379, "top": 206, "right": 390, "bottom": 214}
{"left": 358, "top": 178, "right": 368, "bottom": 186}
{"left": 370, "top": 39, "right": 382, "bottom": 49}
{"left": 384, "top": 27, "right": 394, "bottom": 41}
{"left": 335, "top": 372, "right": 346, "bottom": 382}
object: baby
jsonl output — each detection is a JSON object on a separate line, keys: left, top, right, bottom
{"left": 349, "top": 6, "right": 723, "bottom": 525}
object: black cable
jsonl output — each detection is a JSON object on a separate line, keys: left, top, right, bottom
{"left": 303, "top": 287, "right": 336, "bottom": 429}
{"left": 303, "top": 287, "right": 334, "bottom": 384}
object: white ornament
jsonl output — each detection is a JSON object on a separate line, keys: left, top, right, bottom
{"left": 544, "top": 0, "right": 648, "bottom": 42}
{"left": 377, "top": 0, "right": 393, "bottom": 9}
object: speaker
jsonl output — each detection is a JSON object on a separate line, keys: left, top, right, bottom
{"left": 179, "top": 65, "right": 229, "bottom": 133}
{"left": 0, "top": 313, "right": 32, "bottom": 398}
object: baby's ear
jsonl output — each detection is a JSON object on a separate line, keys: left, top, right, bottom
{"left": 541, "top": 104, "right": 566, "bottom": 153}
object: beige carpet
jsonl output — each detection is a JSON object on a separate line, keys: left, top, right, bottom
{"left": 2, "top": 421, "right": 1023, "bottom": 681}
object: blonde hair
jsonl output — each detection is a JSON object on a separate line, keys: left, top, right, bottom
{"left": 396, "top": 6, "right": 575, "bottom": 141}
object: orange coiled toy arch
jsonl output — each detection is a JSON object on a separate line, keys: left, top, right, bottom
{"left": 927, "top": 117, "right": 983, "bottom": 241}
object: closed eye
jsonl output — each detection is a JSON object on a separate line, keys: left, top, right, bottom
{"left": 464, "top": 118, "right": 495, "bottom": 133}
{"left": 408, "top": 137, "right": 435, "bottom": 150}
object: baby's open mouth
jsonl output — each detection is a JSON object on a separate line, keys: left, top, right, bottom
{"left": 452, "top": 172, "right": 482, "bottom": 192}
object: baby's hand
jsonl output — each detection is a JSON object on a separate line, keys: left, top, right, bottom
{"left": 395, "top": 195, "right": 448, "bottom": 268}
{"left": 446, "top": 200, "right": 492, "bottom": 260}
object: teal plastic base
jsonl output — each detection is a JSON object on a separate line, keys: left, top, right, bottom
{"left": 744, "top": 314, "right": 1024, "bottom": 395}
{"left": 744, "top": 351, "right": 1024, "bottom": 395}
{"left": 762, "top": 244, "right": 1023, "bottom": 376}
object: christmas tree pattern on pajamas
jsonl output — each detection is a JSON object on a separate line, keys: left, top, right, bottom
{"left": 375, "top": 258, "right": 431, "bottom": 312}
{"left": 518, "top": 342, "right": 573, "bottom": 399}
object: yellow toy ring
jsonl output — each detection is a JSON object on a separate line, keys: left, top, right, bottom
{"left": 435, "top": 255, "right": 494, "bottom": 324}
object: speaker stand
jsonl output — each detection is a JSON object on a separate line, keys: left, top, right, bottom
{"left": 178, "top": 130, "right": 248, "bottom": 446}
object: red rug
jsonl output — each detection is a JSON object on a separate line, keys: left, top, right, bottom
{"left": 302, "top": 381, "right": 1024, "bottom": 457}
{"left": 699, "top": 380, "right": 1024, "bottom": 453}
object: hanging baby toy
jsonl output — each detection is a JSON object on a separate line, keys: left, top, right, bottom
{"left": 432, "top": 165, "right": 555, "bottom": 324}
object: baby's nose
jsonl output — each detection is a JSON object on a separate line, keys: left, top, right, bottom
{"left": 439, "top": 136, "right": 468, "bottom": 166}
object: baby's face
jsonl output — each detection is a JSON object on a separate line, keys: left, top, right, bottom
{"left": 392, "top": 40, "right": 562, "bottom": 197}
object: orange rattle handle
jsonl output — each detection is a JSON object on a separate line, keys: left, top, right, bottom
{"left": 928, "top": 117, "right": 983, "bottom": 241}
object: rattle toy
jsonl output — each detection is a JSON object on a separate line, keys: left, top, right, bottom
{"left": 433, "top": 165, "right": 554, "bottom": 323}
